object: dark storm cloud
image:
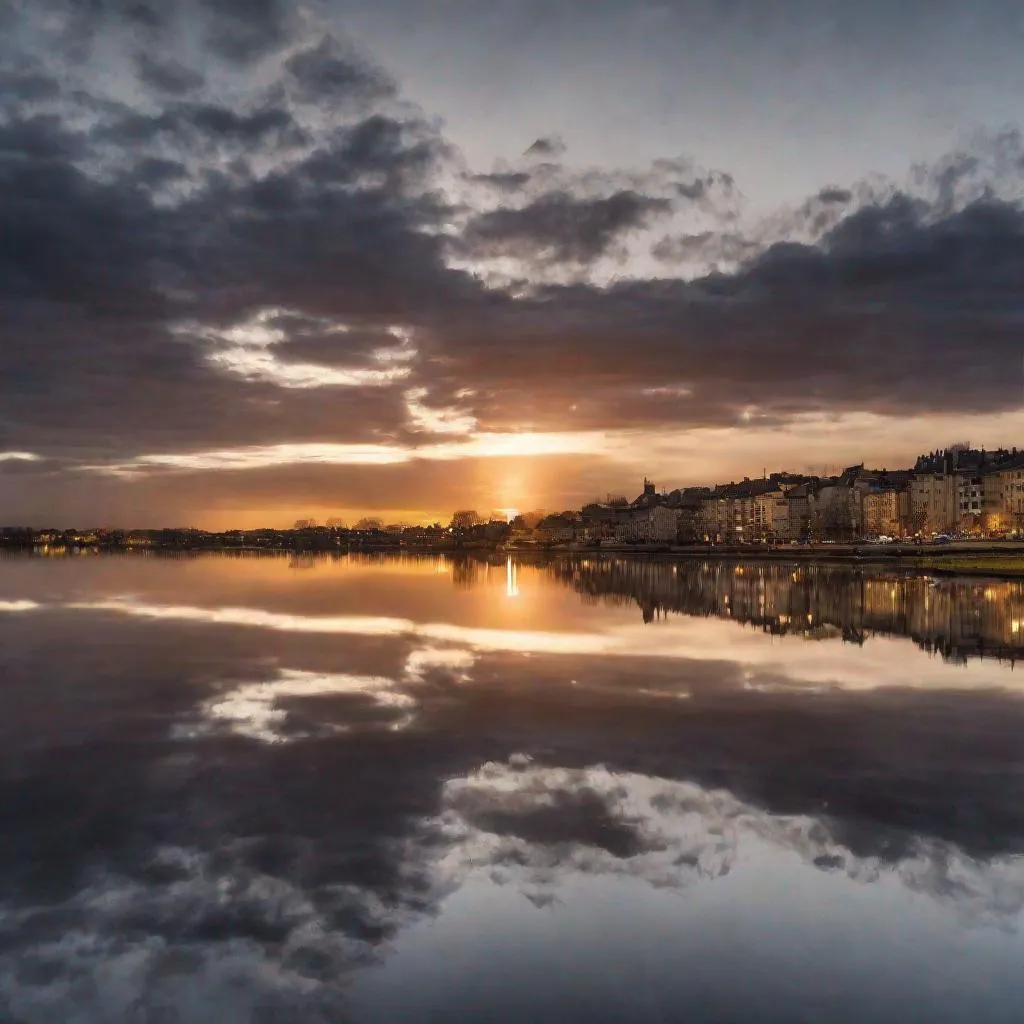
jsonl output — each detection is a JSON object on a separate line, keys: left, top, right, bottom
{"left": 6, "top": 0, "right": 292, "bottom": 69}
{"left": 123, "top": 1, "right": 166, "bottom": 30}
{"left": 95, "top": 101, "right": 304, "bottom": 149}
{"left": 0, "top": 119, "right": 164, "bottom": 311}
{"left": 650, "top": 230, "right": 759, "bottom": 266}
{"left": 0, "top": 13, "right": 466, "bottom": 461}
{"left": 424, "top": 187, "right": 1024, "bottom": 432}
{"left": 457, "top": 159, "right": 743, "bottom": 280}
{"left": 284, "top": 33, "right": 396, "bottom": 105}
{"left": 470, "top": 170, "right": 534, "bottom": 191}
{"left": 461, "top": 190, "right": 674, "bottom": 265}
{"left": 133, "top": 155, "right": 191, "bottom": 188}
{"left": 172, "top": 119, "right": 465, "bottom": 328}
{"left": 0, "top": 69, "right": 62, "bottom": 103}
{"left": 201, "top": 0, "right": 294, "bottom": 63}
{"left": 524, "top": 135, "right": 566, "bottom": 159}
{"left": 817, "top": 186, "right": 853, "bottom": 204}
{"left": 134, "top": 53, "right": 206, "bottom": 95}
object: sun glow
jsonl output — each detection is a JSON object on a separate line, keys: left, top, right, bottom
{"left": 85, "top": 433, "right": 611, "bottom": 476}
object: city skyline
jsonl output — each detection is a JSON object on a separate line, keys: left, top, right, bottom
{"left": 3, "top": 1, "right": 1024, "bottom": 527}
{"left": 5, "top": 439, "right": 1022, "bottom": 534}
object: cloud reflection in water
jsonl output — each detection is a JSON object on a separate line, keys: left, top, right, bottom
{"left": 4, "top": 557, "right": 1024, "bottom": 1021}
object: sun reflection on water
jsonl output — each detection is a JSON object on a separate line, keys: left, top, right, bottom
{"left": 506, "top": 557, "right": 520, "bottom": 598}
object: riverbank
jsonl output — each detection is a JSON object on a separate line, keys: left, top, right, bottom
{"left": 5, "top": 541, "right": 1024, "bottom": 577}
{"left": 909, "top": 555, "right": 1024, "bottom": 579}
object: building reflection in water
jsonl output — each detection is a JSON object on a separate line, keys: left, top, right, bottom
{"left": 545, "top": 558, "right": 1024, "bottom": 665}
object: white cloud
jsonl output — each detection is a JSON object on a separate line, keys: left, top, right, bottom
{"left": 206, "top": 347, "right": 411, "bottom": 389}
{"left": 84, "top": 430, "right": 613, "bottom": 475}
{"left": 404, "top": 388, "right": 478, "bottom": 435}
{"left": 62, "top": 595, "right": 1024, "bottom": 694}
{"left": 404, "top": 647, "right": 477, "bottom": 681}
{"left": 429, "top": 758, "right": 1024, "bottom": 924}
{"left": 176, "top": 312, "right": 416, "bottom": 390}
{"left": 177, "top": 668, "right": 417, "bottom": 743}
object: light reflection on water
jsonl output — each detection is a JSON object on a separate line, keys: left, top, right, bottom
{"left": 1, "top": 553, "right": 1024, "bottom": 1022}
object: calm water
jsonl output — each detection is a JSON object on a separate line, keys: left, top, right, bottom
{"left": 2, "top": 553, "right": 1024, "bottom": 1023}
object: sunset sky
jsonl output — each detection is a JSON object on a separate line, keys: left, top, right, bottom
{"left": 2, "top": 0, "right": 1024, "bottom": 527}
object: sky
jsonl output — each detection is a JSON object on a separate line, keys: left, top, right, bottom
{"left": 1, "top": 0, "right": 1024, "bottom": 527}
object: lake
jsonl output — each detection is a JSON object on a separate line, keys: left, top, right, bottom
{"left": 2, "top": 553, "right": 1024, "bottom": 1023}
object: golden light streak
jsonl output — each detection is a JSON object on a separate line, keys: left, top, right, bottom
{"left": 506, "top": 557, "right": 520, "bottom": 598}
{"left": 85, "top": 432, "right": 612, "bottom": 476}
{"left": 56, "top": 596, "right": 1024, "bottom": 692}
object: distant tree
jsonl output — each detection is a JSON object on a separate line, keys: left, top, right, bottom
{"left": 293, "top": 518, "right": 319, "bottom": 530}
{"left": 326, "top": 517, "right": 347, "bottom": 529}
{"left": 450, "top": 510, "right": 483, "bottom": 530}
{"left": 354, "top": 517, "right": 384, "bottom": 531}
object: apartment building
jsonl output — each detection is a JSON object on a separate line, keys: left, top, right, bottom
{"left": 957, "top": 474, "right": 985, "bottom": 531}
{"left": 863, "top": 489, "right": 903, "bottom": 537}
{"left": 615, "top": 505, "right": 681, "bottom": 543}
{"left": 910, "top": 473, "right": 958, "bottom": 534}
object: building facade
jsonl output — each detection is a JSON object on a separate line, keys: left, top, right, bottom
{"left": 615, "top": 506, "right": 680, "bottom": 543}
{"left": 909, "top": 473, "right": 958, "bottom": 535}
{"left": 862, "top": 489, "right": 903, "bottom": 537}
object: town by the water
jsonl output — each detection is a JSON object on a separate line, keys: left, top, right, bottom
{"left": 5, "top": 444, "right": 1024, "bottom": 559}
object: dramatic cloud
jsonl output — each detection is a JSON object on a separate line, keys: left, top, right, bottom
{"left": 524, "top": 135, "right": 566, "bottom": 159}
{"left": 432, "top": 758, "right": 1024, "bottom": 922}
{"left": 134, "top": 54, "right": 206, "bottom": 95}
{"left": 284, "top": 33, "right": 396, "bottom": 105}
{"left": 461, "top": 190, "right": 674, "bottom": 266}
{"left": 201, "top": 0, "right": 295, "bottom": 64}
{"left": 2, "top": 0, "right": 1024, "bottom": 522}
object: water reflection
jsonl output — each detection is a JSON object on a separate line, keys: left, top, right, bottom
{"left": 506, "top": 557, "right": 520, "bottom": 598}
{"left": 549, "top": 558, "right": 1024, "bottom": 664}
{"left": 1, "top": 553, "right": 1024, "bottom": 1022}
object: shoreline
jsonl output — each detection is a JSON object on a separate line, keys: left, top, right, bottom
{"left": 4, "top": 542, "right": 1024, "bottom": 578}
